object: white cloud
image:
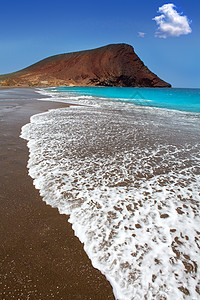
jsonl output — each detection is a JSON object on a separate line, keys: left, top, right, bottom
{"left": 153, "top": 3, "right": 192, "bottom": 38}
{"left": 138, "top": 32, "right": 146, "bottom": 38}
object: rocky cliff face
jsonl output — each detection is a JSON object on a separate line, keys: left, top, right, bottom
{"left": 0, "top": 44, "right": 171, "bottom": 87}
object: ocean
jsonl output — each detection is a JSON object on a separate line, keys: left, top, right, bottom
{"left": 21, "top": 87, "right": 200, "bottom": 299}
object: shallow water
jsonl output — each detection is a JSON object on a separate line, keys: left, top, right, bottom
{"left": 21, "top": 87, "right": 200, "bottom": 299}
{"left": 38, "top": 86, "right": 200, "bottom": 113}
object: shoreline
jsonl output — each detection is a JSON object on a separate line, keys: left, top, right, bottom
{"left": 0, "top": 89, "right": 114, "bottom": 299}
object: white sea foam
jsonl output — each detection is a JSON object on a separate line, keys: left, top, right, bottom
{"left": 21, "top": 103, "right": 200, "bottom": 300}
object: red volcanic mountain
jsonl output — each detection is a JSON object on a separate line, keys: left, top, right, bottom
{"left": 0, "top": 44, "right": 171, "bottom": 88}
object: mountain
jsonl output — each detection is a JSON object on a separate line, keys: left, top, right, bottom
{"left": 0, "top": 44, "right": 171, "bottom": 88}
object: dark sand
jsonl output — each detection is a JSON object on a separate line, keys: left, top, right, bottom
{"left": 0, "top": 90, "right": 114, "bottom": 299}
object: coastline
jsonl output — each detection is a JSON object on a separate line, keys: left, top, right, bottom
{"left": 0, "top": 89, "right": 114, "bottom": 299}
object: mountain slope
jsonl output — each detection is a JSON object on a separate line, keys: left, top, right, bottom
{"left": 0, "top": 44, "right": 171, "bottom": 88}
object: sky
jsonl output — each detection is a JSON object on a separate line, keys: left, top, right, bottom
{"left": 0, "top": 0, "right": 199, "bottom": 88}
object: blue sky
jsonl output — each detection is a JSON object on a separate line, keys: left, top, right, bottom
{"left": 0, "top": 0, "right": 199, "bottom": 88}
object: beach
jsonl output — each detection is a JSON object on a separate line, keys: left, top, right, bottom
{"left": 1, "top": 87, "right": 200, "bottom": 299}
{"left": 0, "top": 89, "right": 114, "bottom": 299}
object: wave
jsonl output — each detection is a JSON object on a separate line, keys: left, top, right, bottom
{"left": 21, "top": 102, "right": 200, "bottom": 299}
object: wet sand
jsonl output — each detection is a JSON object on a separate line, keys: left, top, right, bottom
{"left": 0, "top": 90, "right": 114, "bottom": 299}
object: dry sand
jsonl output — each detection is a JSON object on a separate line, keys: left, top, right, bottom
{"left": 0, "top": 90, "right": 114, "bottom": 299}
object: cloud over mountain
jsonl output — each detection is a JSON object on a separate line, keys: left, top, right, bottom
{"left": 138, "top": 32, "right": 146, "bottom": 38}
{"left": 153, "top": 3, "right": 192, "bottom": 38}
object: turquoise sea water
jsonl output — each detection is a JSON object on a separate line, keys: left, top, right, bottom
{"left": 53, "top": 87, "right": 200, "bottom": 113}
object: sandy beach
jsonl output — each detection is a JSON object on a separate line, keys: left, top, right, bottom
{"left": 0, "top": 89, "right": 114, "bottom": 299}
